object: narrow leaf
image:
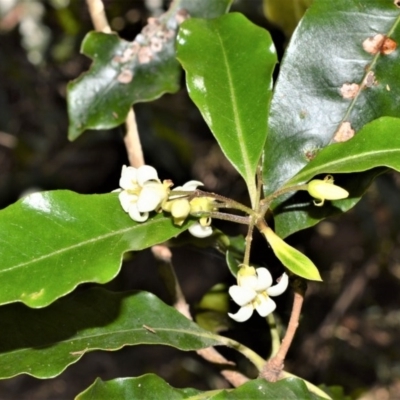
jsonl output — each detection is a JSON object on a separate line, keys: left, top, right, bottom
{"left": 0, "top": 289, "right": 223, "bottom": 379}
{"left": 67, "top": 0, "right": 232, "bottom": 140}
{"left": 262, "top": 227, "right": 321, "bottom": 281}
{"left": 177, "top": 13, "right": 277, "bottom": 203}
{"left": 0, "top": 191, "right": 190, "bottom": 308}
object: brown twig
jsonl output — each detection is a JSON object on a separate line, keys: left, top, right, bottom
{"left": 259, "top": 280, "right": 306, "bottom": 382}
{"left": 85, "top": 0, "right": 143, "bottom": 168}
{"left": 85, "top": 0, "right": 112, "bottom": 33}
{"left": 151, "top": 245, "right": 249, "bottom": 387}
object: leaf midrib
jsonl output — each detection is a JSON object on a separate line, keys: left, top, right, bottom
{"left": 215, "top": 29, "right": 253, "bottom": 182}
{"left": 0, "top": 218, "right": 170, "bottom": 275}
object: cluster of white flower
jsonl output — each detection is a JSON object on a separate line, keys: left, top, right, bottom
{"left": 228, "top": 266, "right": 288, "bottom": 322}
{"left": 115, "top": 165, "right": 214, "bottom": 238}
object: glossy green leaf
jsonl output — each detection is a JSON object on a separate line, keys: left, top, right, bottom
{"left": 177, "top": 13, "right": 277, "bottom": 204}
{"left": 0, "top": 191, "right": 190, "bottom": 308}
{"left": 274, "top": 116, "right": 400, "bottom": 237}
{"left": 209, "top": 378, "right": 323, "bottom": 399}
{"left": 76, "top": 376, "right": 324, "bottom": 400}
{"left": 0, "top": 289, "right": 223, "bottom": 379}
{"left": 76, "top": 374, "right": 203, "bottom": 400}
{"left": 288, "top": 117, "right": 400, "bottom": 185}
{"left": 264, "top": 0, "right": 400, "bottom": 196}
{"left": 263, "top": 227, "right": 321, "bottom": 280}
{"left": 263, "top": 0, "right": 400, "bottom": 236}
{"left": 67, "top": 0, "right": 232, "bottom": 140}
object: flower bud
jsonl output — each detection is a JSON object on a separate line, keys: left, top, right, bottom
{"left": 307, "top": 175, "right": 349, "bottom": 206}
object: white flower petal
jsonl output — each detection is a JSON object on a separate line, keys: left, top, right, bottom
{"left": 128, "top": 204, "right": 148, "bottom": 222}
{"left": 188, "top": 223, "right": 213, "bottom": 238}
{"left": 229, "top": 285, "right": 256, "bottom": 306}
{"left": 254, "top": 267, "right": 273, "bottom": 291}
{"left": 228, "top": 304, "right": 254, "bottom": 322}
{"left": 267, "top": 272, "right": 289, "bottom": 297}
{"left": 255, "top": 296, "right": 276, "bottom": 317}
{"left": 181, "top": 180, "right": 204, "bottom": 191}
{"left": 137, "top": 183, "right": 166, "bottom": 212}
{"left": 239, "top": 274, "right": 258, "bottom": 289}
{"left": 137, "top": 165, "right": 159, "bottom": 186}
{"left": 119, "top": 190, "right": 137, "bottom": 213}
{"left": 119, "top": 165, "right": 138, "bottom": 189}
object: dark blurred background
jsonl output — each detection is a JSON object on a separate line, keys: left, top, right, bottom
{"left": 0, "top": 0, "right": 400, "bottom": 399}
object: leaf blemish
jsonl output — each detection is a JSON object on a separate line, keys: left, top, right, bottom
{"left": 381, "top": 37, "right": 397, "bottom": 55}
{"left": 339, "top": 83, "right": 360, "bottom": 99}
{"left": 29, "top": 288, "right": 45, "bottom": 300}
{"left": 363, "top": 71, "right": 377, "bottom": 88}
{"left": 333, "top": 122, "right": 355, "bottom": 143}
{"left": 117, "top": 69, "right": 133, "bottom": 84}
{"left": 362, "top": 34, "right": 385, "bottom": 54}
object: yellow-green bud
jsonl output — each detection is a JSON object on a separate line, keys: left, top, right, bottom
{"left": 307, "top": 175, "right": 349, "bottom": 206}
{"left": 189, "top": 197, "right": 214, "bottom": 214}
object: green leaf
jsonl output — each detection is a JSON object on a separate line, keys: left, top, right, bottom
{"left": 263, "top": 0, "right": 400, "bottom": 236}
{"left": 67, "top": 0, "right": 232, "bottom": 140}
{"left": 262, "top": 227, "right": 321, "bottom": 280}
{"left": 264, "top": 0, "right": 400, "bottom": 196}
{"left": 274, "top": 116, "right": 400, "bottom": 237}
{"left": 209, "top": 378, "right": 323, "bottom": 399}
{"left": 177, "top": 13, "right": 277, "bottom": 204}
{"left": 0, "top": 191, "right": 190, "bottom": 308}
{"left": 76, "top": 374, "right": 203, "bottom": 400}
{"left": 288, "top": 117, "right": 400, "bottom": 184}
{"left": 0, "top": 289, "right": 223, "bottom": 379}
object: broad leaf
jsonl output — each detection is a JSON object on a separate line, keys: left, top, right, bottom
{"left": 263, "top": 0, "right": 400, "bottom": 234}
{"left": 0, "top": 191, "right": 190, "bottom": 308}
{"left": 177, "top": 13, "right": 277, "bottom": 204}
{"left": 76, "top": 375, "right": 324, "bottom": 400}
{"left": 0, "top": 289, "right": 223, "bottom": 379}
{"left": 274, "top": 117, "right": 400, "bottom": 237}
{"left": 76, "top": 374, "right": 203, "bottom": 400}
{"left": 209, "top": 378, "right": 323, "bottom": 399}
{"left": 67, "top": 0, "right": 232, "bottom": 140}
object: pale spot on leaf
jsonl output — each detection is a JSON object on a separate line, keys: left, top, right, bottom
{"left": 340, "top": 83, "right": 360, "bottom": 99}
{"left": 363, "top": 71, "right": 377, "bottom": 88}
{"left": 362, "top": 34, "right": 385, "bottom": 54}
{"left": 117, "top": 69, "right": 133, "bottom": 84}
{"left": 29, "top": 289, "right": 45, "bottom": 300}
{"left": 381, "top": 37, "right": 397, "bottom": 55}
{"left": 333, "top": 122, "right": 355, "bottom": 143}
{"left": 394, "top": 0, "right": 400, "bottom": 8}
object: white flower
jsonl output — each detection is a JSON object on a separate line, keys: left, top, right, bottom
{"left": 228, "top": 267, "right": 289, "bottom": 323}
{"left": 188, "top": 223, "right": 213, "bottom": 238}
{"left": 117, "top": 165, "right": 170, "bottom": 222}
{"left": 163, "top": 180, "right": 213, "bottom": 238}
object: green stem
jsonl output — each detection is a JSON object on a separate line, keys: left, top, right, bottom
{"left": 267, "top": 313, "right": 280, "bottom": 358}
{"left": 196, "top": 190, "right": 256, "bottom": 216}
{"left": 260, "top": 184, "right": 308, "bottom": 216}
{"left": 215, "top": 335, "right": 265, "bottom": 371}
